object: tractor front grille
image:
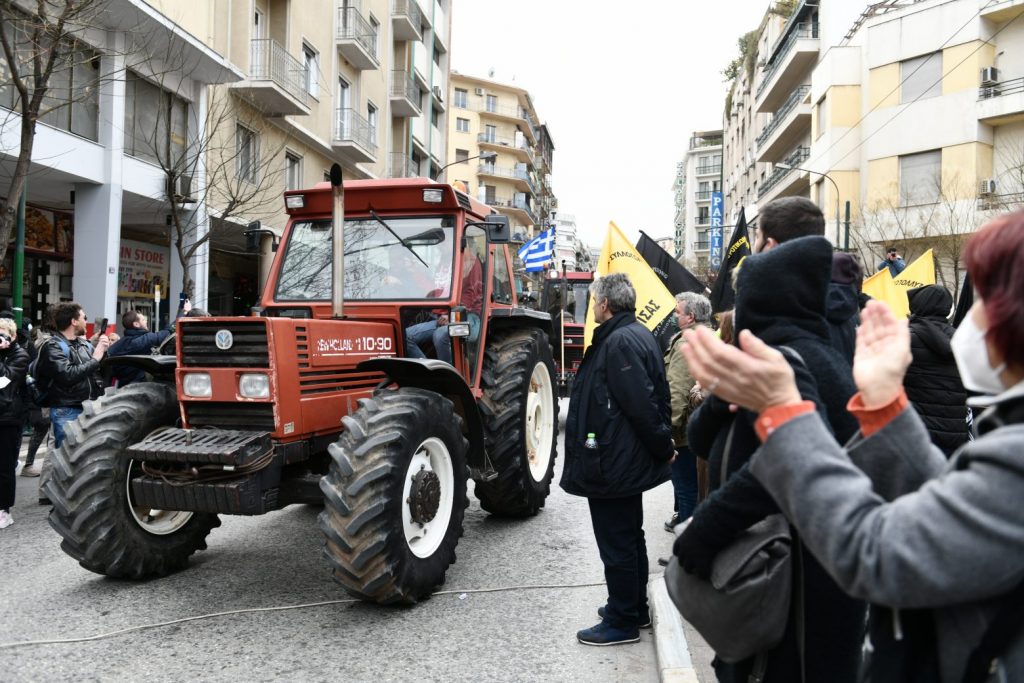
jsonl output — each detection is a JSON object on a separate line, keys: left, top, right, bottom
{"left": 184, "top": 402, "right": 276, "bottom": 430}
{"left": 180, "top": 321, "right": 269, "bottom": 367}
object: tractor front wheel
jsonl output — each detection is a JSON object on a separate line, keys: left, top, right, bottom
{"left": 318, "top": 388, "right": 469, "bottom": 604}
{"left": 45, "top": 383, "right": 220, "bottom": 578}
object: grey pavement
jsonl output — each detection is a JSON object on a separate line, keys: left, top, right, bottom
{"left": 0, "top": 400, "right": 710, "bottom": 683}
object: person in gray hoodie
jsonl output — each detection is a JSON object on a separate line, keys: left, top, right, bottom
{"left": 678, "top": 209, "right": 1024, "bottom": 682}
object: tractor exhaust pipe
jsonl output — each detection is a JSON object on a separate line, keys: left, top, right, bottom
{"left": 330, "top": 163, "right": 345, "bottom": 318}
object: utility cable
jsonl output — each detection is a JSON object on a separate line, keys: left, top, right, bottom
{"left": 0, "top": 580, "right": 615, "bottom": 651}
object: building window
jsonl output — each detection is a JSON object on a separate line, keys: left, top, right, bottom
{"left": 369, "top": 16, "right": 380, "bottom": 57}
{"left": 486, "top": 94, "right": 498, "bottom": 113}
{"left": 455, "top": 148, "right": 469, "bottom": 163}
{"left": 453, "top": 88, "right": 468, "bottom": 108}
{"left": 815, "top": 95, "right": 827, "bottom": 140}
{"left": 323, "top": 169, "right": 332, "bottom": 182}
{"left": 302, "top": 43, "right": 319, "bottom": 98}
{"left": 900, "top": 53, "right": 941, "bottom": 104}
{"left": 286, "top": 152, "right": 303, "bottom": 190}
{"left": 484, "top": 124, "right": 497, "bottom": 143}
{"left": 236, "top": 124, "right": 259, "bottom": 183}
{"left": 456, "top": 117, "right": 470, "bottom": 133}
{"left": 123, "top": 71, "right": 188, "bottom": 167}
{"left": 899, "top": 150, "right": 941, "bottom": 205}
{"left": 367, "top": 101, "right": 378, "bottom": 142}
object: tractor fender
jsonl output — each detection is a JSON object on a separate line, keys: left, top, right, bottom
{"left": 488, "top": 307, "right": 552, "bottom": 337}
{"left": 99, "top": 354, "right": 178, "bottom": 381}
{"left": 357, "top": 357, "right": 488, "bottom": 477}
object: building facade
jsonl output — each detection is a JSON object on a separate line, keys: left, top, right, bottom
{"left": 445, "top": 72, "right": 556, "bottom": 243}
{"left": 675, "top": 130, "right": 723, "bottom": 273}
{"left": 718, "top": 0, "right": 1024, "bottom": 295}
{"left": 0, "top": 0, "right": 451, "bottom": 326}
{"left": 551, "top": 213, "right": 594, "bottom": 273}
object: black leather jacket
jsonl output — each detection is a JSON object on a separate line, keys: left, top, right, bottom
{"left": 35, "top": 335, "right": 101, "bottom": 408}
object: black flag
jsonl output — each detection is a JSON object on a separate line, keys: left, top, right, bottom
{"left": 709, "top": 207, "right": 751, "bottom": 313}
{"left": 634, "top": 233, "right": 706, "bottom": 352}
{"left": 636, "top": 232, "right": 707, "bottom": 295}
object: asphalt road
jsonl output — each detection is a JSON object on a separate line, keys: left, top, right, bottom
{"left": 0, "top": 399, "right": 682, "bottom": 683}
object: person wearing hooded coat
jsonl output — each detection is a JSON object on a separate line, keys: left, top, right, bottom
{"left": 826, "top": 252, "right": 862, "bottom": 366}
{"left": 673, "top": 236, "right": 865, "bottom": 683}
{"left": 904, "top": 284, "right": 970, "bottom": 456}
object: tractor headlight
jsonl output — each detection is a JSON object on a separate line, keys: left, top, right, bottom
{"left": 183, "top": 372, "right": 212, "bottom": 397}
{"left": 239, "top": 373, "right": 270, "bottom": 399}
{"left": 447, "top": 322, "right": 471, "bottom": 338}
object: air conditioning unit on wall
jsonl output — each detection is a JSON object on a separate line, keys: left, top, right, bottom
{"left": 979, "top": 178, "right": 997, "bottom": 196}
{"left": 166, "top": 174, "right": 194, "bottom": 202}
{"left": 433, "top": 85, "right": 443, "bottom": 102}
{"left": 980, "top": 66, "right": 1000, "bottom": 86}
{"left": 474, "top": 87, "right": 484, "bottom": 96}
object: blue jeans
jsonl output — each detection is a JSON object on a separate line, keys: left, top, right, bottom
{"left": 405, "top": 319, "right": 452, "bottom": 363}
{"left": 670, "top": 446, "right": 698, "bottom": 520}
{"left": 51, "top": 406, "right": 83, "bottom": 450}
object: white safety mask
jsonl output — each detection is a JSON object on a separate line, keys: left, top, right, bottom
{"left": 950, "top": 311, "right": 1006, "bottom": 395}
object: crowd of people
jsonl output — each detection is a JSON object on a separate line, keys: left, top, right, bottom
{"left": 0, "top": 300, "right": 193, "bottom": 528}
{"left": 562, "top": 199, "right": 1024, "bottom": 682}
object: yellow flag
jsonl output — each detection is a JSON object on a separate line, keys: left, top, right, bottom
{"left": 584, "top": 221, "right": 676, "bottom": 348}
{"left": 862, "top": 268, "right": 906, "bottom": 318}
{"left": 864, "top": 249, "right": 937, "bottom": 318}
{"left": 893, "top": 249, "right": 936, "bottom": 293}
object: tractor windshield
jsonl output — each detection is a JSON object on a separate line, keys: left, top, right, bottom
{"left": 544, "top": 280, "right": 591, "bottom": 324}
{"left": 275, "top": 216, "right": 456, "bottom": 301}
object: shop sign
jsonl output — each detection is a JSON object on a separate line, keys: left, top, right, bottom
{"left": 9, "top": 205, "right": 74, "bottom": 257}
{"left": 118, "top": 239, "right": 169, "bottom": 299}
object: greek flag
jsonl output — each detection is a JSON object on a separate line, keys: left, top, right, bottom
{"left": 517, "top": 227, "right": 555, "bottom": 272}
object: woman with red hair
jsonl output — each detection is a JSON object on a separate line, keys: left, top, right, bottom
{"left": 677, "top": 210, "right": 1024, "bottom": 682}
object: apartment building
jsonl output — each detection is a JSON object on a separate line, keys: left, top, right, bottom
{"left": 718, "top": 0, "right": 1024, "bottom": 292}
{"left": 675, "top": 130, "right": 723, "bottom": 273}
{"left": 0, "top": 0, "right": 450, "bottom": 325}
{"left": 445, "top": 72, "right": 556, "bottom": 242}
{"left": 551, "top": 213, "right": 595, "bottom": 273}
{"left": 672, "top": 161, "right": 687, "bottom": 257}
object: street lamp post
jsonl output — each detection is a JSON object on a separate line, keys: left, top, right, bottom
{"left": 776, "top": 163, "right": 841, "bottom": 246}
{"left": 433, "top": 151, "right": 498, "bottom": 182}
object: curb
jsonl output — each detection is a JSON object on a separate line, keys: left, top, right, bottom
{"left": 649, "top": 575, "right": 699, "bottom": 683}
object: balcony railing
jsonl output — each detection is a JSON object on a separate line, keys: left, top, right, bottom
{"left": 756, "top": 85, "right": 811, "bottom": 148}
{"left": 388, "top": 153, "right": 419, "bottom": 178}
{"left": 477, "top": 133, "right": 537, "bottom": 164}
{"left": 694, "top": 190, "right": 714, "bottom": 201}
{"left": 693, "top": 240, "right": 710, "bottom": 251}
{"left": 249, "top": 39, "right": 309, "bottom": 106}
{"left": 335, "top": 108, "right": 377, "bottom": 153}
{"left": 757, "top": 23, "right": 819, "bottom": 98}
{"left": 695, "top": 217, "right": 711, "bottom": 227}
{"left": 978, "top": 191, "right": 1024, "bottom": 210}
{"left": 477, "top": 164, "right": 536, "bottom": 193}
{"left": 337, "top": 6, "right": 379, "bottom": 66}
{"left": 695, "top": 163, "right": 722, "bottom": 175}
{"left": 759, "top": 146, "right": 811, "bottom": 197}
{"left": 979, "top": 76, "right": 1024, "bottom": 100}
{"left": 690, "top": 134, "right": 723, "bottom": 150}
{"left": 391, "top": 0, "right": 423, "bottom": 40}
{"left": 491, "top": 195, "right": 538, "bottom": 223}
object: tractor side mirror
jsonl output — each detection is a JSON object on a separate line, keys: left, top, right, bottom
{"left": 244, "top": 221, "right": 262, "bottom": 253}
{"left": 482, "top": 214, "right": 510, "bottom": 243}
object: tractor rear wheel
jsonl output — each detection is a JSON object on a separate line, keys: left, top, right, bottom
{"left": 318, "top": 388, "right": 469, "bottom": 604}
{"left": 45, "top": 383, "right": 220, "bottom": 578}
{"left": 475, "top": 328, "right": 558, "bottom": 517}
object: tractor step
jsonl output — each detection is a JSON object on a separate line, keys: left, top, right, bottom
{"left": 127, "top": 428, "right": 272, "bottom": 466}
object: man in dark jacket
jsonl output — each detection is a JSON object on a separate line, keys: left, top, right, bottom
{"left": 905, "top": 284, "right": 969, "bottom": 456}
{"left": 561, "top": 272, "right": 675, "bottom": 646}
{"left": 826, "top": 252, "right": 862, "bottom": 365}
{"left": 34, "top": 302, "right": 110, "bottom": 449}
{"left": 677, "top": 235, "right": 865, "bottom": 683}
{"left": 108, "top": 300, "right": 190, "bottom": 386}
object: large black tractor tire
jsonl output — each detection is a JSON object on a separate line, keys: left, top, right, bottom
{"left": 474, "top": 328, "right": 559, "bottom": 517}
{"left": 318, "top": 388, "right": 469, "bottom": 604}
{"left": 45, "top": 383, "right": 220, "bottom": 578}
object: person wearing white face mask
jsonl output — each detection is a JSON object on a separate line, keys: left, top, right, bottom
{"left": 677, "top": 208, "right": 1024, "bottom": 682}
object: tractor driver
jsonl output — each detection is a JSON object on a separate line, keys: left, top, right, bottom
{"left": 405, "top": 245, "right": 482, "bottom": 364}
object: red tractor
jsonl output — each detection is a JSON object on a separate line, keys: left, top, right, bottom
{"left": 45, "top": 169, "right": 559, "bottom": 604}
{"left": 541, "top": 267, "right": 593, "bottom": 398}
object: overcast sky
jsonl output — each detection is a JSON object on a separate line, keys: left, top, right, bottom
{"left": 450, "top": 0, "right": 772, "bottom": 249}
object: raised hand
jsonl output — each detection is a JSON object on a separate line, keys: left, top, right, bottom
{"left": 853, "top": 300, "right": 911, "bottom": 407}
{"left": 680, "top": 326, "right": 801, "bottom": 413}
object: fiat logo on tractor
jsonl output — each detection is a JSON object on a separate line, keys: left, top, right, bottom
{"left": 215, "top": 329, "right": 233, "bottom": 350}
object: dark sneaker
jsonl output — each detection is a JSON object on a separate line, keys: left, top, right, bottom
{"left": 597, "top": 606, "right": 652, "bottom": 629}
{"left": 664, "top": 513, "right": 680, "bottom": 533}
{"left": 577, "top": 621, "right": 640, "bottom": 646}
